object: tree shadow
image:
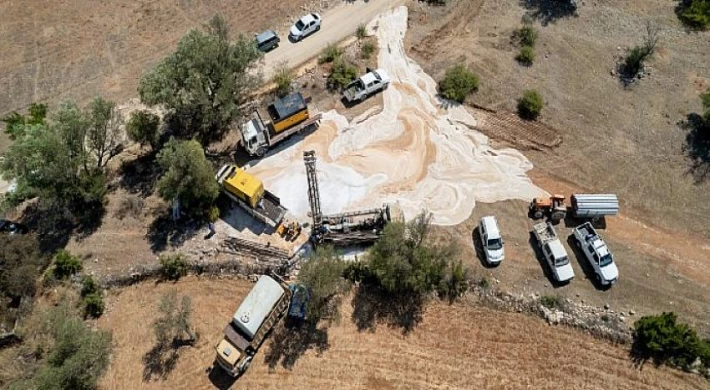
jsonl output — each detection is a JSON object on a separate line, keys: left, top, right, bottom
{"left": 519, "top": 0, "right": 578, "bottom": 26}
{"left": 263, "top": 319, "right": 330, "bottom": 371}
{"left": 18, "top": 201, "right": 104, "bottom": 254}
{"left": 350, "top": 285, "right": 424, "bottom": 334}
{"left": 681, "top": 113, "right": 710, "bottom": 183}
{"left": 146, "top": 210, "right": 201, "bottom": 253}
{"left": 119, "top": 151, "right": 160, "bottom": 197}
{"left": 142, "top": 339, "right": 195, "bottom": 381}
{"left": 527, "top": 232, "right": 569, "bottom": 288}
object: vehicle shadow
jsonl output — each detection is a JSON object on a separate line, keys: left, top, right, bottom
{"left": 562, "top": 214, "right": 607, "bottom": 230}
{"left": 263, "top": 319, "right": 330, "bottom": 370}
{"left": 472, "top": 228, "right": 498, "bottom": 269}
{"left": 216, "top": 196, "right": 276, "bottom": 236}
{"left": 565, "top": 234, "right": 608, "bottom": 291}
{"left": 207, "top": 363, "right": 237, "bottom": 390}
{"left": 350, "top": 285, "right": 424, "bottom": 334}
{"left": 527, "top": 232, "right": 568, "bottom": 289}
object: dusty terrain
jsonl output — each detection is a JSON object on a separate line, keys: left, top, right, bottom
{"left": 98, "top": 276, "right": 707, "bottom": 390}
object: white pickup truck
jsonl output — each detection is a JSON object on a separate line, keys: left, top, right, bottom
{"left": 342, "top": 68, "right": 390, "bottom": 103}
{"left": 532, "top": 222, "right": 575, "bottom": 283}
{"left": 572, "top": 222, "right": 618, "bottom": 286}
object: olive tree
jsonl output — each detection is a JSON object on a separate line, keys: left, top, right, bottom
{"left": 297, "top": 246, "right": 351, "bottom": 322}
{"left": 139, "top": 15, "right": 263, "bottom": 144}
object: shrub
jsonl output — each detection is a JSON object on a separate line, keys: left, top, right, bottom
{"left": 126, "top": 110, "right": 160, "bottom": 150}
{"left": 272, "top": 62, "right": 293, "bottom": 97}
{"left": 326, "top": 58, "right": 358, "bottom": 91}
{"left": 437, "top": 260, "right": 470, "bottom": 301}
{"left": 515, "top": 24, "right": 538, "bottom": 47}
{"left": 115, "top": 195, "right": 144, "bottom": 220}
{"left": 53, "top": 250, "right": 82, "bottom": 279}
{"left": 622, "top": 22, "right": 659, "bottom": 78}
{"left": 677, "top": 0, "right": 710, "bottom": 30}
{"left": 517, "top": 89, "right": 544, "bottom": 120}
{"left": 477, "top": 277, "right": 490, "bottom": 289}
{"left": 539, "top": 295, "right": 561, "bottom": 309}
{"left": 297, "top": 246, "right": 351, "bottom": 322}
{"left": 361, "top": 42, "right": 376, "bottom": 60}
{"left": 83, "top": 292, "right": 105, "bottom": 318}
{"left": 633, "top": 312, "right": 710, "bottom": 369}
{"left": 516, "top": 45, "right": 536, "bottom": 66}
{"left": 438, "top": 64, "right": 480, "bottom": 103}
{"left": 319, "top": 43, "right": 343, "bottom": 64}
{"left": 80, "top": 275, "right": 99, "bottom": 297}
{"left": 0, "top": 234, "right": 45, "bottom": 300}
{"left": 154, "top": 290, "right": 196, "bottom": 344}
{"left": 159, "top": 253, "right": 189, "bottom": 281}
{"left": 356, "top": 24, "right": 367, "bottom": 39}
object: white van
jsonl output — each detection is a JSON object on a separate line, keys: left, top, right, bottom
{"left": 478, "top": 216, "right": 504, "bottom": 265}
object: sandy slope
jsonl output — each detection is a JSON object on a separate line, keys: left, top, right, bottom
{"left": 250, "top": 6, "right": 545, "bottom": 225}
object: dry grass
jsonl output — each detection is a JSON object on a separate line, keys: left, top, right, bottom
{"left": 97, "top": 276, "right": 706, "bottom": 390}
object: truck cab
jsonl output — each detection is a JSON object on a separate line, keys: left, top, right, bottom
{"left": 573, "top": 222, "right": 618, "bottom": 286}
{"left": 533, "top": 222, "right": 575, "bottom": 283}
{"left": 478, "top": 216, "right": 504, "bottom": 265}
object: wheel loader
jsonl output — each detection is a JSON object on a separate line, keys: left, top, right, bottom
{"left": 529, "top": 194, "right": 567, "bottom": 223}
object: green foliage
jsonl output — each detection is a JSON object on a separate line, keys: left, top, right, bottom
{"left": 297, "top": 246, "right": 351, "bottom": 322}
{"left": 138, "top": 15, "right": 263, "bottom": 144}
{"left": 272, "top": 63, "right": 293, "bottom": 97}
{"left": 28, "top": 302, "right": 113, "bottom": 390}
{"left": 159, "top": 253, "right": 189, "bottom": 281}
{"left": 622, "top": 22, "right": 659, "bottom": 78}
{"left": 517, "top": 89, "right": 544, "bottom": 120}
{"left": 677, "top": 0, "right": 710, "bottom": 30}
{"left": 0, "top": 103, "right": 108, "bottom": 212}
{"left": 367, "top": 212, "right": 463, "bottom": 298}
{"left": 126, "top": 110, "right": 160, "bottom": 150}
{"left": 326, "top": 58, "right": 358, "bottom": 91}
{"left": 633, "top": 312, "right": 710, "bottom": 369}
{"left": 437, "top": 260, "right": 470, "bottom": 301}
{"left": 156, "top": 138, "right": 219, "bottom": 218}
{"left": 86, "top": 97, "right": 124, "bottom": 168}
{"left": 53, "top": 250, "right": 82, "bottom": 280}
{"left": 477, "top": 276, "right": 490, "bottom": 289}
{"left": 438, "top": 64, "right": 480, "bottom": 103}
{"left": 154, "top": 290, "right": 196, "bottom": 345}
{"left": 80, "top": 275, "right": 99, "bottom": 297}
{"left": 82, "top": 293, "right": 105, "bottom": 319}
{"left": 516, "top": 45, "right": 536, "bottom": 66}
{"left": 361, "top": 42, "right": 376, "bottom": 60}
{"left": 0, "top": 234, "right": 45, "bottom": 300}
{"left": 356, "top": 24, "right": 367, "bottom": 39}
{"left": 1, "top": 103, "right": 47, "bottom": 140}
{"left": 539, "top": 295, "right": 561, "bottom": 309}
{"left": 515, "top": 24, "right": 538, "bottom": 47}
{"left": 318, "top": 42, "right": 343, "bottom": 64}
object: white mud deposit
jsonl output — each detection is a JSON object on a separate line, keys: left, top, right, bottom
{"left": 250, "top": 6, "right": 546, "bottom": 225}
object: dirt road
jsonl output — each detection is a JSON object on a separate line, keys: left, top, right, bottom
{"left": 262, "top": 0, "right": 406, "bottom": 79}
{"left": 98, "top": 276, "right": 706, "bottom": 390}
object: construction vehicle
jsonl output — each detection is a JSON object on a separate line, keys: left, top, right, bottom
{"left": 276, "top": 219, "right": 302, "bottom": 241}
{"left": 573, "top": 222, "right": 618, "bottom": 286}
{"left": 215, "top": 164, "right": 287, "bottom": 228}
{"left": 239, "top": 92, "right": 322, "bottom": 157}
{"left": 303, "top": 150, "right": 391, "bottom": 245}
{"left": 214, "top": 275, "right": 292, "bottom": 377}
{"left": 529, "top": 194, "right": 567, "bottom": 223}
{"left": 532, "top": 222, "right": 574, "bottom": 283}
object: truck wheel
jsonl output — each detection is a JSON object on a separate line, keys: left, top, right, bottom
{"left": 316, "top": 25, "right": 320, "bottom": 32}
{"left": 551, "top": 211, "right": 565, "bottom": 222}
{"left": 533, "top": 210, "right": 543, "bottom": 219}
{"left": 256, "top": 148, "right": 266, "bottom": 158}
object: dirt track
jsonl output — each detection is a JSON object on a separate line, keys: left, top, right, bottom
{"left": 97, "top": 276, "right": 706, "bottom": 390}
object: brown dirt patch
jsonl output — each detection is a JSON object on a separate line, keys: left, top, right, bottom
{"left": 97, "top": 276, "right": 707, "bottom": 390}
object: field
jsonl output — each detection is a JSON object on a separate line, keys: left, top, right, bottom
{"left": 97, "top": 276, "right": 707, "bottom": 390}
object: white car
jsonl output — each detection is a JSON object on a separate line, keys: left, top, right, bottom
{"left": 289, "top": 13, "right": 321, "bottom": 42}
{"left": 478, "top": 216, "right": 504, "bottom": 265}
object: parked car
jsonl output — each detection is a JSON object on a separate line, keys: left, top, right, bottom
{"left": 478, "top": 216, "right": 504, "bottom": 265}
{"left": 289, "top": 13, "right": 321, "bottom": 42}
{"left": 255, "top": 30, "right": 280, "bottom": 52}
{"left": 343, "top": 68, "right": 391, "bottom": 103}
{"left": 532, "top": 222, "right": 574, "bottom": 283}
{"left": 0, "top": 219, "right": 28, "bottom": 235}
{"left": 572, "top": 222, "right": 618, "bottom": 286}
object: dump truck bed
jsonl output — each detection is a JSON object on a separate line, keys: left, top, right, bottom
{"left": 533, "top": 222, "right": 558, "bottom": 244}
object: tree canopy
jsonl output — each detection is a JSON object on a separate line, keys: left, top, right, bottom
{"left": 126, "top": 110, "right": 161, "bottom": 150}
{"left": 297, "top": 246, "right": 351, "bottom": 322}
{"left": 1, "top": 103, "right": 47, "bottom": 140}
{"left": 138, "top": 15, "right": 263, "bottom": 144}
{"left": 156, "top": 138, "right": 219, "bottom": 217}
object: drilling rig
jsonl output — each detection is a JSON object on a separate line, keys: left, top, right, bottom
{"left": 303, "top": 150, "right": 391, "bottom": 246}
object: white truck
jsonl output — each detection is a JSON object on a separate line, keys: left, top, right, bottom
{"left": 572, "top": 222, "right": 618, "bottom": 286}
{"left": 342, "top": 68, "right": 390, "bottom": 103}
{"left": 532, "top": 222, "right": 575, "bottom": 283}
{"left": 214, "top": 275, "right": 292, "bottom": 377}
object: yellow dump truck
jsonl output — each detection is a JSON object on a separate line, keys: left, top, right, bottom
{"left": 214, "top": 275, "right": 292, "bottom": 377}
{"left": 215, "top": 165, "right": 287, "bottom": 227}
{"left": 239, "top": 92, "right": 322, "bottom": 157}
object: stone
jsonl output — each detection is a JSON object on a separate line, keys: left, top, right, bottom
{"left": 604, "top": 303, "right": 610, "bottom": 310}
{"left": 629, "top": 310, "right": 635, "bottom": 316}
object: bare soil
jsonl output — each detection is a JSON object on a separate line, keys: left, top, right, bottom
{"left": 97, "top": 276, "right": 707, "bottom": 390}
